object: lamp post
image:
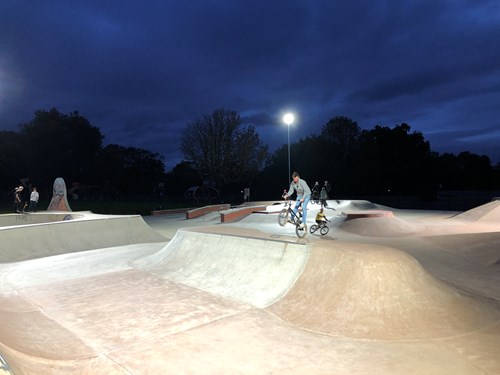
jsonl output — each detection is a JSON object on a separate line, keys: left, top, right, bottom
{"left": 283, "top": 113, "right": 294, "bottom": 185}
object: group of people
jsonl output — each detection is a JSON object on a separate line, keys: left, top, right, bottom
{"left": 13, "top": 185, "right": 39, "bottom": 213}
{"left": 282, "top": 172, "right": 332, "bottom": 228}
{"left": 311, "top": 180, "right": 332, "bottom": 207}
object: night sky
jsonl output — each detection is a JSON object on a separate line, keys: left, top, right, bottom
{"left": 1, "top": 1, "right": 500, "bottom": 170}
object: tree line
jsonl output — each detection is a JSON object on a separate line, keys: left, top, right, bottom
{"left": 179, "top": 109, "right": 500, "bottom": 202}
{"left": 256, "top": 117, "right": 500, "bottom": 202}
{"left": 1, "top": 107, "right": 499, "bottom": 204}
{"left": 0, "top": 108, "right": 166, "bottom": 199}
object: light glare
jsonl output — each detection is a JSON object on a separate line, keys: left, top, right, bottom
{"left": 283, "top": 113, "right": 294, "bottom": 126}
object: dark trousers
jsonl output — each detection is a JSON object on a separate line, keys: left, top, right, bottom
{"left": 29, "top": 200, "right": 38, "bottom": 212}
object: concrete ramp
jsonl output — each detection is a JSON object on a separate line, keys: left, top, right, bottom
{"left": 268, "top": 242, "right": 500, "bottom": 340}
{"left": 0, "top": 212, "right": 85, "bottom": 227}
{"left": 454, "top": 200, "right": 500, "bottom": 223}
{"left": 423, "top": 232, "right": 500, "bottom": 267}
{"left": 0, "top": 226, "right": 310, "bottom": 373}
{"left": 335, "top": 199, "right": 387, "bottom": 211}
{"left": 0, "top": 213, "right": 166, "bottom": 263}
{"left": 135, "top": 229, "right": 309, "bottom": 307}
{"left": 1, "top": 212, "right": 500, "bottom": 374}
{"left": 340, "top": 215, "right": 425, "bottom": 237}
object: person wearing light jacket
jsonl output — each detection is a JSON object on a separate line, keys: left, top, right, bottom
{"left": 283, "top": 171, "right": 312, "bottom": 228}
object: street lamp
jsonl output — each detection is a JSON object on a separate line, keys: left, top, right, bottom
{"left": 283, "top": 113, "right": 294, "bottom": 185}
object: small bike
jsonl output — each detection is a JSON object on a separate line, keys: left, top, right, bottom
{"left": 278, "top": 198, "right": 307, "bottom": 238}
{"left": 309, "top": 220, "right": 329, "bottom": 235}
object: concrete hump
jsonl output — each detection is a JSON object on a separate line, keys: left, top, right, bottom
{"left": 135, "top": 229, "right": 310, "bottom": 308}
{"left": 268, "top": 242, "right": 500, "bottom": 340}
{"left": 343, "top": 200, "right": 379, "bottom": 210}
{"left": 340, "top": 216, "right": 424, "bottom": 237}
{"left": 454, "top": 200, "right": 500, "bottom": 223}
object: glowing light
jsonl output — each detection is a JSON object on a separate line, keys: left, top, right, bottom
{"left": 283, "top": 113, "right": 294, "bottom": 126}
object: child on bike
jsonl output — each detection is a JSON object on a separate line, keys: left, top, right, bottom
{"left": 283, "top": 171, "right": 311, "bottom": 228}
{"left": 315, "top": 207, "right": 329, "bottom": 227}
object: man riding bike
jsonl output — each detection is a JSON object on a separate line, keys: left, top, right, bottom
{"left": 282, "top": 171, "right": 311, "bottom": 228}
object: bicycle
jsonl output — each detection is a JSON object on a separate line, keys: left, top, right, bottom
{"left": 278, "top": 198, "right": 307, "bottom": 238}
{"left": 309, "top": 220, "right": 329, "bottom": 235}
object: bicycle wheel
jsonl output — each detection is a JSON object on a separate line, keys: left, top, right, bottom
{"left": 309, "top": 224, "right": 318, "bottom": 234}
{"left": 295, "top": 223, "right": 307, "bottom": 238}
{"left": 320, "top": 226, "right": 329, "bottom": 235}
{"left": 278, "top": 209, "right": 289, "bottom": 227}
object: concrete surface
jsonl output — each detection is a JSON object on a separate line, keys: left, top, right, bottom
{"left": 0, "top": 199, "right": 499, "bottom": 374}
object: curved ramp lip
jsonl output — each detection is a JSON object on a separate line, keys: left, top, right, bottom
{"left": 136, "top": 228, "right": 310, "bottom": 308}
{"left": 0, "top": 213, "right": 166, "bottom": 263}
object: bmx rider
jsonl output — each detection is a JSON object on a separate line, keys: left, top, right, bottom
{"left": 282, "top": 172, "right": 311, "bottom": 228}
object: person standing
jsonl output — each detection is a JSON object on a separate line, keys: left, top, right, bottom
{"left": 324, "top": 181, "right": 332, "bottom": 197}
{"left": 283, "top": 171, "right": 312, "bottom": 228}
{"left": 14, "top": 185, "right": 25, "bottom": 213}
{"left": 311, "top": 181, "right": 320, "bottom": 204}
{"left": 29, "top": 186, "right": 40, "bottom": 212}
{"left": 319, "top": 186, "right": 329, "bottom": 208}
{"left": 322, "top": 180, "right": 336, "bottom": 208}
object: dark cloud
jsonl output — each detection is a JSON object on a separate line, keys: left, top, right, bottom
{"left": 1, "top": 0, "right": 500, "bottom": 170}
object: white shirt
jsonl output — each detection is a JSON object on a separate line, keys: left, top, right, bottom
{"left": 30, "top": 191, "right": 39, "bottom": 202}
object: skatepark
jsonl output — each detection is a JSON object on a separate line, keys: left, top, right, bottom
{"left": 1, "top": 198, "right": 500, "bottom": 374}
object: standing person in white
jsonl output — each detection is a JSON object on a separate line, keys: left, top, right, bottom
{"left": 29, "top": 186, "right": 40, "bottom": 212}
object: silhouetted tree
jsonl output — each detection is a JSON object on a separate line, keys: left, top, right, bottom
{"left": 255, "top": 144, "right": 289, "bottom": 198}
{"left": 0, "top": 131, "right": 23, "bottom": 190}
{"left": 321, "top": 116, "right": 361, "bottom": 157}
{"left": 253, "top": 135, "right": 321, "bottom": 199}
{"left": 319, "top": 116, "right": 362, "bottom": 193}
{"left": 432, "top": 153, "right": 464, "bottom": 190}
{"left": 355, "top": 124, "right": 433, "bottom": 195}
{"left": 180, "top": 108, "right": 268, "bottom": 190}
{"left": 19, "top": 108, "right": 103, "bottom": 187}
{"left": 165, "top": 161, "right": 201, "bottom": 195}
{"left": 289, "top": 135, "right": 322, "bottom": 185}
{"left": 434, "top": 152, "right": 494, "bottom": 190}
{"left": 97, "top": 144, "right": 166, "bottom": 194}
